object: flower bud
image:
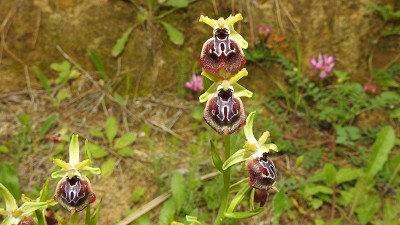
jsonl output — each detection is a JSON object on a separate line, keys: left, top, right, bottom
{"left": 54, "top": 175, "right": 96, "bottom": 214}
{"left": 363, "top": 81, "right": 379, "bottom": 94}
{"left": 200, "top": 28, "right": 246, "bottom": 74}
{"left": 204, "top": 85, "right": 246, "bottom": 135}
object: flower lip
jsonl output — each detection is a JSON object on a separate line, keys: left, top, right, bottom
{"left": 246, "top": 153, "right": 277, "bottom": 190}
{"left": 199, "top": 37, "right": 246, "bottom": 74}
{"left": 54, "top": 175, "right": 96, "bottom": 213}
{"left": 204, "top": 85, "right": 246, "bottom": 135}
{"left": 64, "top": 176, "right": 83, "bottom": 205}
{"left": 258, "top": 152, "right": 276, "bottom": 181}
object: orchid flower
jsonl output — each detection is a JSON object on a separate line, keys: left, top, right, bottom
{"left": 0, "top": 184, "right": 48, "bottom": 225}
{"left": 199, "top": 14, "right": 248, "bottom": 74}
{"left": 220, "top": 112, "right": 278, "bottom": 205}
{"left": 199, "top": 69, "right": 252, "bottom": 135}
{"left": 52, "top": 134, "right": 100, "bottom": 214}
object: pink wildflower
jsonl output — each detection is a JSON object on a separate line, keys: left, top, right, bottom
{"left": 310, "top": 53, "right": 335, "bottom": 79}
{"left": 257, "top": 25, "right": 271, "bottom": 40}
{"left": 184, "top": 74, "right": 204, "bottom": 92}
{"left": 363, "top": 80, "right": 379, "bottom": 94}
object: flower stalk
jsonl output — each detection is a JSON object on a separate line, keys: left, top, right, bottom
{"left": 213, "top": 135, "right": 231, "bottom": 225}
{"left": 197, "top": 13, "right": 279, "bottom": 224}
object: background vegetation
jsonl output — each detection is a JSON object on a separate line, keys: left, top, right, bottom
{"left": 0, "top": 0, "right": 399, "bottom": 224}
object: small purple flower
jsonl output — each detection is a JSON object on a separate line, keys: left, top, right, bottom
{"left": 184, "top": 74, "right": 204, "bottom": 92}
{"left": 310, "top": 53, "right": 335, "bottom": 79}
{"left": 257, "top": 25, "right": 271, "bottom": 40}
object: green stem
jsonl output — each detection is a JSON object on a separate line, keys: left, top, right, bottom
{"left": 70, "top": 212, "right": 79, "bottom": 225}
{"left": 213, "top": 135, "right": 231, "bottom": 225}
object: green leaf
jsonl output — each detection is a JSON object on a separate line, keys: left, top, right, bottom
{"left": 159, "top": 199, "right": 176, "bottom": 225}
{"left": 39, "top": 179, "right": 49, "bottom": 202}
{"left": 390, "top": 108, "right": 400, "bottom": 120}
{"left": 0, "top": 183, "right": 18, "bottom": 211}
{"left": 89, "top": 49, "right": 109, "bottom": 81}
{"left": 333, "top": 70, "right": 350, "bottom": 83}
{"left": 19, "top": 202, "right": 48, "bottom": 215}
{"left": 113, "top": 92, "right": 127, "bottom": 107}
{"left": 87, "top": 143, "right": 108, "bottom": 159}
{"left": 89, "top": 198, "right": 102, "bottom": 225}
{"left": 117, "top": 147, "right": 135, "bottom": 157}
{"left": 310, "top": 198, "right": 323, "bottom": 210}
{"left": 355, "top": 194, "right": 381, "bottom": 225}
{"left": 50, "top": 61, "right": 71, "bottom": 73}
{"left": 380, "top": 198, "right": 399, "bottom": 225}
{"left": 51, "top": 61, "right": 71, "bottom": 84}
{"left": 185, "top": 215, "right": 201, "bottom": 224}
{"left": 337, "top": 189, "right": 354, "bottom": 207}
{"left": 85, "top": 204, "right": 91, "bottom": 225}
{"left": 351, "top": 176, "right": 370, "bottom": 211}
{"left": 105, "top": 117, "right": 118, "bottom": 145}
{"left": 114, "top": 133, "right": 137, "bottom": 149}
{"left": 302, "top": 185, "right": 333, "bottom": 198}
{"left": 222, "top": 149, "right": 253, "bottom": 170}
{"left": 335, "top": 125, "right": 361, "bottom": 145}
{"left": 224, "top": 207, "right": 265, "bottom": 219}
{"left": 229, "top": 178, "right": 249, "bottom": 192}
{"left": 273, "top": 190, "right": 292, "bottom": 225}
{"left": 84, "top": 139, "right": 92, "bottom": 160}
{"left": 55, "top": 87, "right": 71, "bottom": 103}
{"left": 131, "top": 188, "right": 145, "bottom": 202}
{"left": 210, "top": 140, "right": 223, "bottom": 172}
{"left": 0, "top": 145, "right": 9, "bottom": 154}
{"left": 335, "top": 168, "right": 361, "bottom": 185}
{"left": 365, "top": 126, "right": 395, "bottom": 179}
{"left": 160, "top": 22, "right": 184, "bottom": 45}
{"left": 89, "top": 128, "right": 104, "bottom": 139}
{"left": 38, "top": 113, "right": 58, "bottom": 139}
{"left": 112, "top": 26, "right": 135, "bottom": 57}
{"left": 171, "top": 172, "right": 185, "bottom": 212}
{"left": 226, "top": 184, "right": 251, "bottom": 213}
{"left": 32, "top": 65, "right": 51, "bottom": 93}
{"left": 164, "top": 0, "right": 194, "bottom": 8}
{"left": 101, "top": 159, "right": 115, "bottom": 178}
{"left": 322, "top": 163, "right": 336, "bottom": 186}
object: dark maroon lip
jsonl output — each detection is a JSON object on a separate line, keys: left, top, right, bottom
{"left": 204, "top": 88, "right": 246, "bottom": 135}
{"left": 54, "top": 175, "right": 96, "bottom": 213}
{"left": 199, "top": 38, "right": 246, "bottom": 74}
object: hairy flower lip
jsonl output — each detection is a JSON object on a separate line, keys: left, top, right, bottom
{"left": 245, "top": 153, "right": 277, "bottom": 190}
{"left": 200, "top": 37, "right": 246, "bottom": 74}
{"left": 54, "top": 175, "right": 95, "bottom": 214}
{"left": 203, "top": 84, "right": 246, "bottom": 135}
